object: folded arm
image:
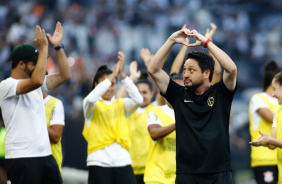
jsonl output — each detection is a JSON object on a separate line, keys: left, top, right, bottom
{"left": 48, "top": 125, "right": 64, "bottom": 144}
{"left": 148, "top": 123, "right": 175, "bottom": 141}
{"left": 257, "top": 108, "right": 274, "bottom": 123}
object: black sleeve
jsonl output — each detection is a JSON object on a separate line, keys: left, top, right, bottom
{"left": 217, "top": 80, "right": 237, "bottom": 101}
{"left": 160, "top": 79, "right": 181, "bottom": 106}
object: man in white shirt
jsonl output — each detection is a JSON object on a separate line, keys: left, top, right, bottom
{"left": 0, "top": 22, "right": 71, "bottom": 184}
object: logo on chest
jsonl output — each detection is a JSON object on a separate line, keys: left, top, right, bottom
{"left": 207, "top": 97, "right": 214, "bottom": 107}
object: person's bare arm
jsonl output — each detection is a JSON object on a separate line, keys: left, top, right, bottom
{"left": 205, "top": 23, "right": 221, "bottom": 85}
{"left": 188, "top": 29, "right": 237, "bottom": 91}
{"left": 16, "top": 26, "right": 48, "bottom": 95}
{"left": 48, "top": 125, "right": 64, "bottom": 144}
{"left": 268, "top": 128, "right": 277, "bottom": 149}
{"left": 148, "top": 123, "right": 175, "bottom": 141}
{"left": 170, "top": 25, "right": 189, "bottom": 75}
{"left": 148, "top": 29, "right": 190, "bottom": 94}
{"left": 249, "top": 130, "right": 282, "bottom": 148}
{"left": 257, "top": 108, "right": 274, "bottom": 123}
{"left": 45, "top": 22, "right": 72, "bottom": 90}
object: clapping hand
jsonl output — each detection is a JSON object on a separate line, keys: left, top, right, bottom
{"left": 46, "top": 22, "right": 63, "bottom": 47}
{"left": 140, "top": 48, "right": 154, "bottom": 68}
{"left": 117, "top": 51, "right": 126, "bottom": 79}
{"left": 34, "top": 25, "right": 48, "bottom": 48}
{"left": 129, "top": 61, "right": 141, "bottom": 82}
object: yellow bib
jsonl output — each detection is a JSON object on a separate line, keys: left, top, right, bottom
{"left": 276, "top": 106, "right": 282, "bottom": 184}
{"left": 144, "top": 106, "right": 176, "bottom": 184}
{"left": 82, "top": 99, "right": 130, "bottom": 154}
{"left": 0, "top": 127, "right": 5, "bottom": 158}
{"left": 128, "top": 103, "right": 155, "bottom": 175}
{"left": 249, "top": 94, "right": 278, "bottom": 167}
{"left": 45, "top": 96, "right": 63, "bottom": 173}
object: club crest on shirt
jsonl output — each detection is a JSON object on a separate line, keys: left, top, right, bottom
{"left": 264, "top": 171, "right": 274, "bottom": 183}
{"left": 207, "top": 97, "right": 214, "bottom": 107}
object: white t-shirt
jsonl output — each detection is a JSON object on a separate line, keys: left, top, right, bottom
{"left": 83, "top": 77, "right": 143, "bottom": 167}
{"left": 272, "top": 108, "right": 279, "bottom": 128}
{"left": 0, "top": 77, "right": 52, "bottom": 158}
{"left": 249, "top": 92, "right": 278, "bottom": 130}
{"left": 147, "top": 105, "right": 175, "bottom": 127}
{"left": 43, "top": 95, "right": 65, "bottom": 126}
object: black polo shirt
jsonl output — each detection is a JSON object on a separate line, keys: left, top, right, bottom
{"left": 162, "top": 79, "right": 236, "bottom": 174}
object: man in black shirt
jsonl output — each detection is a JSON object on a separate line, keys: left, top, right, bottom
{"left": 148, "top": 28, "right": 237, "bottom": 184}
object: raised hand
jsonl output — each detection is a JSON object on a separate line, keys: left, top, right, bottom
{"left": 108, "top": 61, "right": 120, "bottom": 83}
{"left": 140, "top": 48, "right": 154, "bottom": 68}
{"left": 46, "top": 22, "right": 63, "bottom": 47}
{"left": 187, "top": 29, "right": 207, "bottom": 47}
{"left": 129, "top": 61, "right": 141, "bottom": 82}
{"left": 169, "top": 27, "right": 190, "bottom": 47}
{"left": 205, "top": 23, "right": 217, "bottom": 39}
{"left": 34, "top": 25, "right": 48, "bottom": 48}
{"left": 117, "top": 51, "right": 126, "bottom": 79}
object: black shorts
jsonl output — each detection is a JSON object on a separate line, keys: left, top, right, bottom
{"left": 88, "top": 165, "right": 137, "bottom": 184}
{"left": 135, "top": 174, "right": 145, "bottom": 184}
{"left": 175, "top": 171, "right": 234, "bottom": 184}
{"left": 253, "top": 166, "right": 278, "bottom": 184}
{"left": 5, "top": 155, "right": 62, "bottom": 184}
{"left": 0, "top": 158, "right": 5, "bottom": 168}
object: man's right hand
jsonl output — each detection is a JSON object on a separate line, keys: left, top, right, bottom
{"left": 169, "top": 28, "right": 190, "bottom": 47}
{"left": 34, "top": 25, "right": 48, "bottom": 48}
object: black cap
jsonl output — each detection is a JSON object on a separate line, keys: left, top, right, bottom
{"left": 11, "top": 44, "right": 39, "bottom": 64}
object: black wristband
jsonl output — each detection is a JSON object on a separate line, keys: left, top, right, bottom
{"left": 54, "top": 44, "right": 64, "bottom": 50}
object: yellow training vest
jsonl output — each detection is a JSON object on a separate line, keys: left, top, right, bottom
{"left": 128, "top": 103, "right": 155, "bottom": 175}
{"left": 144, "top": 106, "right": 176, "bottom": 184}
{"left": 276, "top": 106, "right": 282, "bottom": 184}
{"left": 45, "top": 96, "right": 63, "bottom": 173}
{"left": 0, "top": 127, "right": 5, "bottom": 158}
{"left": 82, "top": 99, "right": 130, "bottom": 154}
{"left": 249, "top": 94, "right": 278, "bottom": 167}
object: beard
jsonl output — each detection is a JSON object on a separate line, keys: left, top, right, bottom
{"left": 185, "top": 79, "right": 203, "bottom": 91}
{"left": 24, "top": 66, "right": 33, "bottom": 78}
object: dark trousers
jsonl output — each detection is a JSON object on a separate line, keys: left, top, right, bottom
{"left": 88, "top": 165, "right": 137, "bottom": 184}
{"left": 5, "top": 155, "right": 62, "bottom": 184}
{"left": 135, "top": 174, "right": 145, "bottom": 184}
{"left": 253, "top": 166, "right": 278, "bottom": 184}
{"left": 176, "top": 171, "right": 234, "bottom": 184}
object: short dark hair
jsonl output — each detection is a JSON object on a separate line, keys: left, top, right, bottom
{"left": 91, "top": 65, "right": 113, "bottom": 90}
{"left": 263, "top": 60, "right": 279, "bottom": 91}
{"left": 274, "top": 71, "right": 282, "bottom": 86}
{"left": 136, "top": 72, "right": 153, "bottom": 91}
{"left": 186, "top": 51, "right": 214, "bottom": 82}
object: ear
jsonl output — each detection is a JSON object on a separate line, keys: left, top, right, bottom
{"left": 151, "top": 90, "right": 155, "bottom": 98}
{"left": 18, "top": 61, "right": 26, "bottom": 69}
{"left": 204, "top": 69, "right": 210, "bottom": 80}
